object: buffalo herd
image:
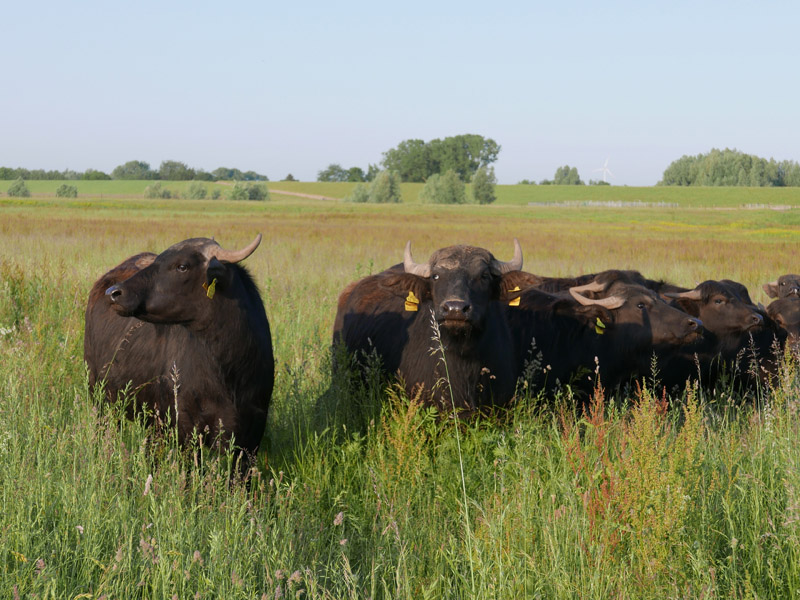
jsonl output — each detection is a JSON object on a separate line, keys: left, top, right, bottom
{"left": 84, "top": 236, "right": 800, "bottom": 454}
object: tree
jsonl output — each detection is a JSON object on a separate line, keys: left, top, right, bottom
{"left": 55, "top": 184, "right": 78, "bottom": 198}
{"left": 420, "top": 170, "right": 466, "bottom": 204}
{"left": 159, "top": 160, "right": 196, "bottom": 181}
{"left": 7, "top": 177, "right": 30, "bottom": 197}
{"left": 282, "top": 174, "right": 297, "bottom": 181}
{"left": 553, "top": 165, "right": 583, "bottom": 185}
{"left": 381, "top": 139, "right": 432, "bottom": 182}
{"left": 81, "top": 169, "right": 111, "bottom": 180}
{"left": 382, "top": 134, "right": 500, "bottom": 182}
{"left": 346, "top": 167, "right": 366, "bottom": 182}
{"left": 316, "top": 164, "right": 348, "bottom": 182}
{"left": 469, "top": 166, "right": 497, "bottom": 204}
{"left": 112, "top": 160, "right": 157, "bottom": 180}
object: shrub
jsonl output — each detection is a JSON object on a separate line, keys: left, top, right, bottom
{"left": 228, "top": 182, "right": 269, "bottom": 201}
{"left": 469, "top": 166, "right": 496, "bottom": 204}
{"left": 345, "top": 183, "right": 370, "bottom": 203}
{"left": 368, "top": 170, "right": 402, "bottom": 203}
{"left": 420, "top": 169, "right": 465, "bottom": 204}
{"left": 7, "top": 177, "right": 30, "bottom": 198}
{"left": 210, "top": 188, "right": 222, "bottom": 200}
{"left": 187, "top": 181, "right": 207, "bottom": 200}
{"left": 55, "top": 184, "right": 78, "bottom": 198}
{"left": 143, "top": 182, "right": 172, "bottom": 199}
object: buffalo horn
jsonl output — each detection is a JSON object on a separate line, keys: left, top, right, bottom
{"left": 493, "top": 238, "right": 523, "bottom": 274}
{"left": 664, "top": 289, "right": 703, "bottom": 301}
{"left": 569, "top": 286, "right": 625, "bottom": 310}
{"left": 404, "top": 241, "right": 431, "bottom": 278}
{"left": 205, "top": 233, "right": 262, "bottom": 264}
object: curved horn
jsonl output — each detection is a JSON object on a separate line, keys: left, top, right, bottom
{"left": 569, "top": 280, "right": 606, "bottom": 296}
{"left": 494, "top": 238, "right": 523, "bottom": 275}
{"left": 569, "top": 286, "right": 625, "bottom": 310}
{"left": 664, "top": 289, "right": 703, "bottom": 301}
{"left": 403, "top": 241, "right": 431, "bottom": 278}
{"left": 205, "top": 233, "right": 262, "bottom": 263}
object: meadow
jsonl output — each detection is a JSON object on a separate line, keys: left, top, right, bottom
{"left": 2, "top": 184, "right": 800, "bottom": 598}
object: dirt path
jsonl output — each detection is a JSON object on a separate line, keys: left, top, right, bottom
{"left": 269, "top": 189, "right": 340, "bottom": 201}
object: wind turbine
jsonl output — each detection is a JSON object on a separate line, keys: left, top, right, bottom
{"left": 593, "top": 157, "right": 614, "bottom": 183}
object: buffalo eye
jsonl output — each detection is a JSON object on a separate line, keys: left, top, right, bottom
{"left": 176, "top": 264, "right": 189, "bottom": 273}
{"left": 637, "top": 302, "right": 646, "bottom": 310}
{"left": 714, "top": 298, "right": 723, "bottom": 305}
{"left": 432, "top": 274, "right": 440, "bottom": 281}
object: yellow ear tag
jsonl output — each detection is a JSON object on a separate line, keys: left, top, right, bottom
{"left": 508, "top": 286, "right": 521, "bottom": 307}
{"left": 405, "top": 290, "right": 420, "bottom": 312}
{"left": 203, "top": 278, "right": 217, "bottom": 300}
{"left": 595, "top": 316, "right": 606, "bottom": 335}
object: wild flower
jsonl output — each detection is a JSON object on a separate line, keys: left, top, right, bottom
{"left": 333, "top": 511, "right": 344, "bottom": 526}
{"left": 143, "top": 473, "right": 153, "bottom": 496}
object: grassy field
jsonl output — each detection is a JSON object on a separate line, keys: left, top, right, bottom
{"left": 3, "top": 190, "right": 800, "bottom": 598}
{"left": 8, "top": 178, "right": 800, "bottom": 208}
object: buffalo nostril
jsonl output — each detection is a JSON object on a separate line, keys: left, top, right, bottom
{"left": 688, "top": 318, "right": 701, "bottom": 330}
{"left": 752, "top": 313, "right": 764, "bottom": 324}
{"left": 443, "top": 300, "right": 470, "bottom": 315}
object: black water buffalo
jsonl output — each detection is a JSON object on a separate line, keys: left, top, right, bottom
{"left": 503, "top": 277, "right": 702, "bottom": 402}
{"left": 659, "top": 280, "right": 766, "bottom": 392}
{"left": 763, "top": 274, "right": 800, "bottom": 299}
{"left": 333, "top": 240, "right": 523, "bottom": 412}
{"left": 84, "top": 235, "right": 274, "bottom": 457}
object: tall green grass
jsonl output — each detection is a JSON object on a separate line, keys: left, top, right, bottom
{"left": 3, "top": 196, "right": 800, "bottom": 597}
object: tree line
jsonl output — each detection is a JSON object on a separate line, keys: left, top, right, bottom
{"left": 0, "top": 161, "right": 268, "bottom": 182}
{"left": 317, "top": 134, "right": 500, "bottom": 183}
{"left": 658, "top": 148, "right": 800, "bottom": 187}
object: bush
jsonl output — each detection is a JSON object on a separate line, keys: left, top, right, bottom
{"left": 143, "top": 182, "right": 172, "bottom": 199}
{"left": 469, "top": 166, "right": 497, "bottom": 204}
{"left": 229, "top": 182, "right": 269, "bottom": 201}
{"left": 7, "top": 178, "right": 30, "bottom": 198}
{"left": 345, "top": 183, "right": 370, "bottom": 203}
{"left": 368, "top": 170, "right": 402, "bottom": 203}
{"left": 420, "top": 170, "right": 466, "bottom": 204}
{"left": 210, "top": 188, "right": 222, "bottom": 200}
{"left": 55, "top": 184, "right": 78, "bottom": 198}
{"left": 186, "top": 182, "right": 207, "bottom": 200}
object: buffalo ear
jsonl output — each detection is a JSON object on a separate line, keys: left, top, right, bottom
{"left": 576, "top": 305, "right": 613, "bottom": 330}
{"left": 763, "top": 282, "right": 779, "bottom": 298}
{"left": 669, "top": 296, "right": 701, "bottom": 317}
{"left": 206, "top": 257, "right": 233, "bottom": 289}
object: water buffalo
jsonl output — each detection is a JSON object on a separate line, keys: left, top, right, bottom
{"left": 660, "top": 280, "right": 766, "bottom": 392}
{"left": 763, "top": 274, "right": 800, "bottom": 299}
{"left": 333, "top": 240, "right": 523, "bottom": 413}
{"left": 503, "top": 277, "right": 702, "bottom": 403}
{"left": 84, "top": 235, "right": 274, "bottom": 458}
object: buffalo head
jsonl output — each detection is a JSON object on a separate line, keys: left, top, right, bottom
{"left": 763, "top": 274, "right": 800, "bottom": 299}
{"left": 105, "top": 234, "right": 262, "bottom": 324}
{"left": 403, "top": 239, "right": 523, "bottom": 333}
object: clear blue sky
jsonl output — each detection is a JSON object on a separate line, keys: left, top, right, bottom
{"left": 3, "top": 0, "right": 798, "bottom": 186}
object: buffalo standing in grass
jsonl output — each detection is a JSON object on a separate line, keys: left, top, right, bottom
{"left": 660, "top": 280, "right": 768, "bottom": 393}
{"left": 502, "top": 275, "right": 702, "bottom": 403}
{"left": 84, "top": 235, "right": 274, "bottom": 458}
{"left": 333, "top": 240, "right": 523, "bottom": 413}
